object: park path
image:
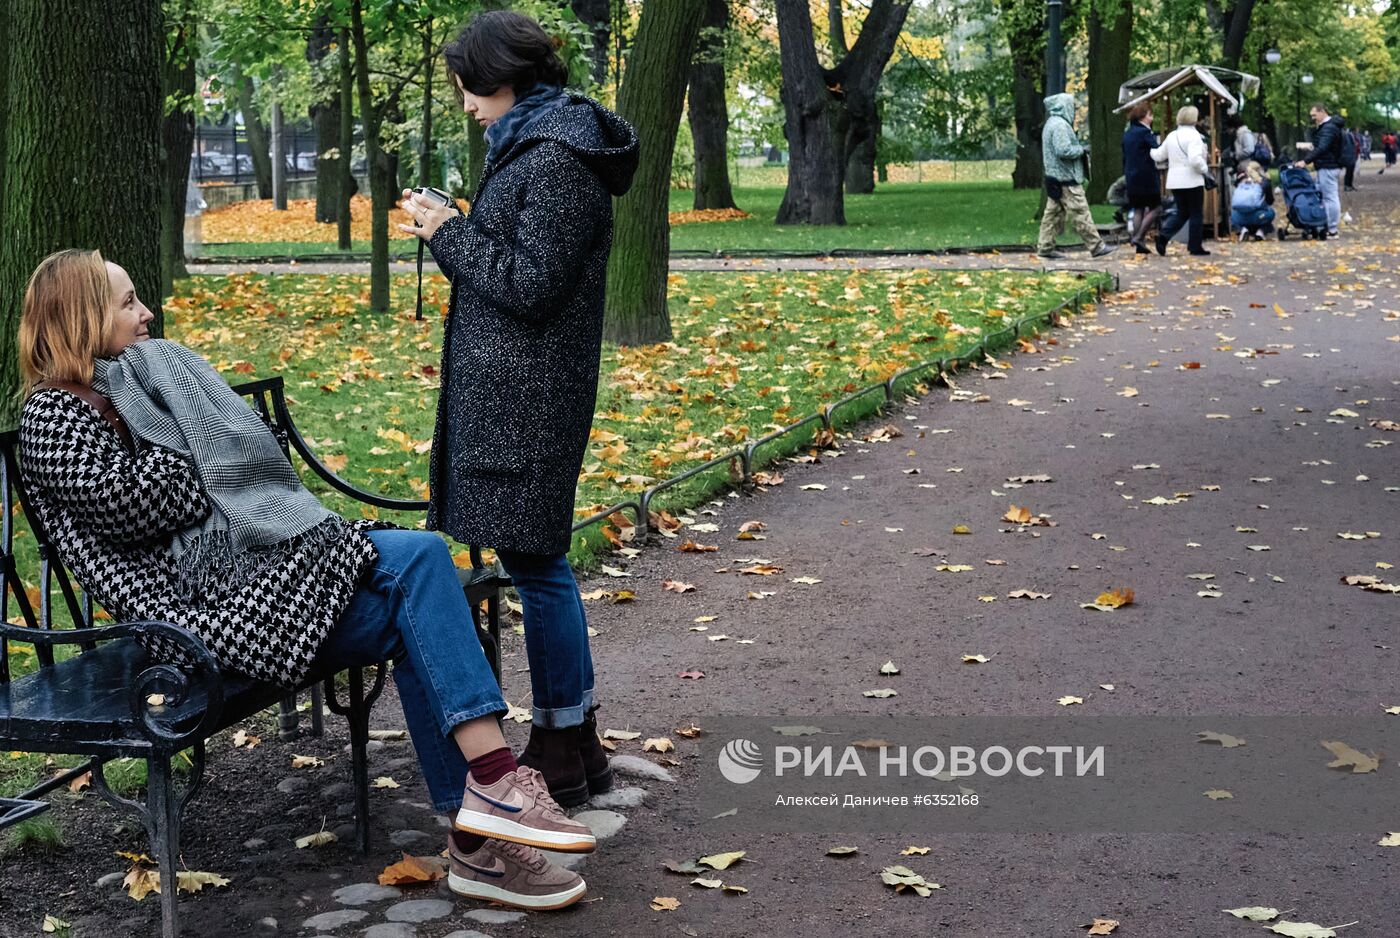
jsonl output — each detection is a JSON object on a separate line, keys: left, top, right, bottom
{"left": 238, "top": 173, "right": 1399, "bottom": 938}
{"left": 513, "top": 176, "right": 1400, "bottom": 937}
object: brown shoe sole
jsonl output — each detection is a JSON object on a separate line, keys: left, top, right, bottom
{"left": 453, "top": 809, "right": 597, "bottom": 854}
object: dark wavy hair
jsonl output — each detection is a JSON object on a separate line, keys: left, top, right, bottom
{"left": 444, "top": 11, "right": 568, "bottom": 97}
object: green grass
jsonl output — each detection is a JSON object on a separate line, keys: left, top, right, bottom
{"left": 2, "top": 266, "right": 1106, "bottom": 686}
{"left": 668, "top": 182, "right": 1114, "bottom": 254}
{"left": 194, "top": 182, "right": 1115, "bottom": 260}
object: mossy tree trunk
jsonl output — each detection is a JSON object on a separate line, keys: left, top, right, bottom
{"left": 687, "top": 0, "right": 736, "bottom": 211}
{"left": 571, "top": 0, "right": 612, "bottom": 86}
{"left": 351, "top": 0, "right": 390, "bottom": 312}
{"left": 603, "top": 0, "right": 707, "bottom": 346}
{"left": 233, "top": 69, "right": 274, "bottom": 199}
{"left": 337, "top": 25, "right": 354, "bottom": 249}
{"left": 309, "top": 12, "right": 341, "bottom": 224}
{"left": 827, "top": 0, "right": 912, "bottom": 195}
{"left": 0, "top": 0, "right": 164, "bottom": 424}
{"left": 1001, "top": 0, "right": 1045, "bottom": 190}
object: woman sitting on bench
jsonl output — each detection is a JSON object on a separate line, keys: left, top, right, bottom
{"left": 15, "top": 248, "right": 592, "bottom": 911}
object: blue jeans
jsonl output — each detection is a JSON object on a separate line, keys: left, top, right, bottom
{"left": 1316, "top": 167, "right": 1341, "bottom": 229}
{"left": 1231, "top": 205, "right": 1275, "bottom": 231}
{"left": 496, "top": 550, "right": 595, "bottom": 729}
{"left": 314, "top": 529, "right": 507, "bottom": 811}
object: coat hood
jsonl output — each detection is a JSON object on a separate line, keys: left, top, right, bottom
{"left": 494, "top": 94, "right": 639, "bottom": 197}
{"left": 1329, "top": 114, "right": 1347, "bottom": 131}
{"left": 1044, "top": 93, "right": 1076, "bottom": 124}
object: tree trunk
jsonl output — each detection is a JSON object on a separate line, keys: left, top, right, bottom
{"left": 351, "top": 0, "right": 389, "bottom": 311}
{"left": 1084, "top": 0, "right": 1131, "bottom": 204}
{"left": 775, "top": 0, "right": 844, "bottom": 225}
{"left": 0, "top": 0, "right": 164, "bottom": 422}
{"left": 827, "top": 0, "right": 912, "bottom": 195}
{"left": 603, "top": 0, "right": 706, "bottom": 346}
{"left": 1013, "top": 45, "right": 1047, "bottom": 189}
{"left": 235, "top": 71, "right": 274, "bottom": 199}
{"left": 309, "top": 13, "right": 340, "bottom": 224}
{"left": 337, "top": 26, "right": 354, "bottom": 249}
{"left": 418, "top": 18, "right": 435, "bottom": 188}
{"left": 1219, "top": 0, "right": 1256, "bottom": 70}
{"left": 0, "top": 0, "right": 11, "bottom": 243}
{"left": 1005, "top": 4, "right": 1044, "bottom": 191}
{"left": 160, "top": 3, "right": 197, "bottom": 298}
{"left": 687, "top": 0, "right": 736, "bottom": 211}
{"left": 271, "top": 100, "right": 287, "bottom": 209}
{"left": 572, "top": 0, "right": 612, "bottom": 86}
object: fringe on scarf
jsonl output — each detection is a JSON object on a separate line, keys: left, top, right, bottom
{"left": 174, "top": 516, "right": 349, "bottom": 605}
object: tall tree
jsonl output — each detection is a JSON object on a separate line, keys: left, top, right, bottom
{"left": 1, "top": 0, "right": 13, "bottom": 244}
{"left": 572, "top": 0, "right": 612, "bottom": 86}
{"left": 350, "top": 0, "right": 391, "bottom": 311}
{"left": 160, "top": 0, "right": 199, "bottom": 298}
{"left": 232, "top": 69, "right": 274, "bottom": 197}
{"left": 309, "top": 12, "right": 342, "bottom": 224}
{"left": 1209, "top": 0, "right": 1259, "bottom": 70}
{"left": 336, "top": 24, "right": 354, "bottom": 249}
{"left": 0, "top": 0, "right": 165, "bottom": 422}
{"left": 688, "top": 0, "right": 737, "bottom": 210}
{"left": 418, "top": 15, "right": 436, "bottom": 187}
{"left": 999, "top": 0, "right": 1045, "bottom": 189}
{"left": 604, "top": 0, "right": 707, "bottom": 345}
{"left": 1085, "top": 0, "right": 1132, "bottom": 204}
{"left": 827, "top": 0, "right": 913, "bottom": 194}
{"left": 774, "top": 0, "right": 845, "bottom": 224}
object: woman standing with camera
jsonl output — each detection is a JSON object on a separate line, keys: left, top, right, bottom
{"left": 399, "top": 12, "right": 637, "bottom": 810}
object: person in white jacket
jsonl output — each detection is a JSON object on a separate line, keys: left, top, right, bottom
{"left": 1149, "top": 105, "right": 1212, "bottom": 256}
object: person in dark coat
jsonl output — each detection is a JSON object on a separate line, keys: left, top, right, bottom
{"left": 1121, "top": 102, "right": 1161, "bottom": 254}
{"left": 399, "top": 11, "right": 638, "bottom": 814}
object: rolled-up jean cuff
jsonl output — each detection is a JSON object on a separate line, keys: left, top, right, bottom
{"left": 439, "top": 698, "right": 510, "bottom": 738}
{"left": 532, "top": 687, "right": 594, "bottom": 729}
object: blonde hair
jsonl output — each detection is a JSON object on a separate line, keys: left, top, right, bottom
{"left": 1243, "top": 161, "right": 1265, "bottom": 184}
{"left": 18, "top": 249, "right": 112, "bottom": 397}
{"left": 1176, "top": 105, "right": 1199, "bottom": 126}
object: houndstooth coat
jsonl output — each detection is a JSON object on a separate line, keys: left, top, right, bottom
{"left": 426, "top": 95, "right": 638, "bottom": 556}
{"left": 18, "top": 388, "right": 379, "bottom": 687}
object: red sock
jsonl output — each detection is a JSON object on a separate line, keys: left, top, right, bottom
{"left": 470, "top": 746, "right": 518, "bottom": 785}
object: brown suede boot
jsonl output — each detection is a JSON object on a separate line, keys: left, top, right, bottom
{"left": 579, "top": 708, "right": 614, "bottom": 796}
{"left": 517, "top": 724, "right": 589, "bottom": 808}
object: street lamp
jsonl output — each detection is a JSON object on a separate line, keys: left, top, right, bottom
{"left": 1265, "top": 48, "right": 1281, "bottom": 66}
{"left": 1296, "top": 72, "right": 1314, "bottom": 145}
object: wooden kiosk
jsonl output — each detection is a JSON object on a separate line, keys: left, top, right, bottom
{"left": 1115, "top": 65, "right": 1261, "bottom": 239}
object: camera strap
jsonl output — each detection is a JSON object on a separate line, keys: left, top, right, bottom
{"left": 416, "top": 238, "right": 426, "bottom": 321}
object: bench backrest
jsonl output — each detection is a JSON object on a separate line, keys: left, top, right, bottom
{"left": 0, "top": 375, "right": 457, "bottom": 685}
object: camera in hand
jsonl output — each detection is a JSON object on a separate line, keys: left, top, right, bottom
{"left": 411, "top": 186, "right": 456, "bottom": 209}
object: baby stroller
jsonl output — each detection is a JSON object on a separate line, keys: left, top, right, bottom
{"left": 1276, "top": 165, "right": 1329, "bottom": 240}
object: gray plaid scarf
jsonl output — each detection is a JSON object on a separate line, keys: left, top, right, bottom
{"left": 92, "top": 340, "right": 341, "bottom": 601}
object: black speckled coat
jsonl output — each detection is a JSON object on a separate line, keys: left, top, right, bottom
{"left": 426, "top": 95, "right": 638, "bottom": 555}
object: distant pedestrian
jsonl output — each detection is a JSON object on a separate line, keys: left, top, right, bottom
{"left": 1037, "top": 92, "right": 1116, "bottom": 260}
{"left": 1344, "top": 128, "right": 1361, "bottom": 191}
{"left": 1150, "top": 105, "right": 1212, "bottom": 256}
{"left": 1121, "top": 103, "right": 1161, "bottom": 255}
{"left": 1360, "top": 130, "right": 1372, "bottom": 161}
{"left": 1295, "top": 103, "right": 1345, "bottom": 237}
{"left": 1381, "top": 130, "right": 1397, "bottom": 174}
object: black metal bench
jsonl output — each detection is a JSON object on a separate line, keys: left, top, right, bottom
{"left": 0, "top": 375, "right": 507, "bottom": 938}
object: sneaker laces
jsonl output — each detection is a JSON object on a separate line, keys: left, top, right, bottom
{"left": 492, "top": 837, "right": 549, "bottom": 873}
{"left": 512, "top": 766, "right": 566, "bottom": 815}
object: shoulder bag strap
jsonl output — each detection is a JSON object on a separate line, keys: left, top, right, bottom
{"left": 36, "top": 379, "right": 136, "bottom": 451}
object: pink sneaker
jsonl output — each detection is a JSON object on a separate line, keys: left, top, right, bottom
{"left": 455, "top": 766, "right": 597, "bottom": 853}
{"left": 448, "top": 836, "right": 586, "bottom": 910}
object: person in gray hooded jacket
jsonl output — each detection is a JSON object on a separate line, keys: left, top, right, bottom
{"left": 1037, "top": 92, "right": 1115, "bottom": 259}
